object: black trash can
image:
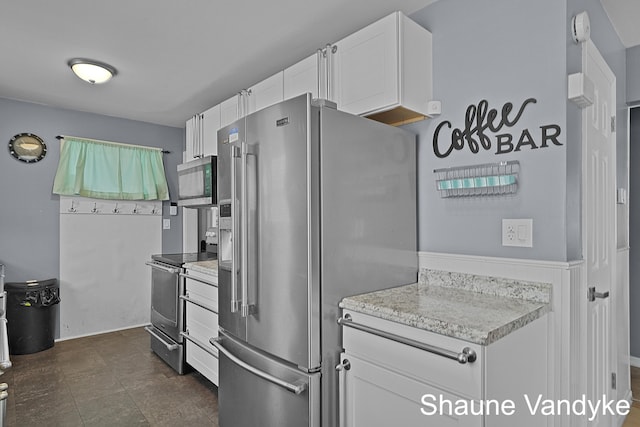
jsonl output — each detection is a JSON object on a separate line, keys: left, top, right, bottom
{"left": 5, "top": 279, "right": 60, "bottom": 355}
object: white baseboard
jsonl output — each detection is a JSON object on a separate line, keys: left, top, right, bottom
{"left": 55, "top": 322, "right": 150, "bottom": 342}
{"left": 616, "top": 389, "right": 633, "bottom": 427}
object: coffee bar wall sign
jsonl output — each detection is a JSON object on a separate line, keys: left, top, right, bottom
{"left": 432, "top": 98, "right": 563, "bottom": 159}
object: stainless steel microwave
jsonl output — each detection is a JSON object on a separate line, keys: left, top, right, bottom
{"left": 177, "top": 156, "right": 217, "bottom": 207}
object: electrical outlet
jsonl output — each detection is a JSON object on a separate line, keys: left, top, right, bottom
{"left": 502, "top": 219, "right": 533, "bottom": 247}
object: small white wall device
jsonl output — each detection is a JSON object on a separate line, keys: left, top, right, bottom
{"left": 571, "top": 11, "right": 591, "bottom": 43}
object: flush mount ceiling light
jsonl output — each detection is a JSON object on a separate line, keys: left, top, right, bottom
{"left": 68, "top": 58, "right": 117, "bottom": 84}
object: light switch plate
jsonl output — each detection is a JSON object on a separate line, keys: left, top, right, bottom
{"left": 502, "top": 219, "right": 533, "bottom": 247}
{"left": 163, "top": 219, "right": 171, "bottom": 230}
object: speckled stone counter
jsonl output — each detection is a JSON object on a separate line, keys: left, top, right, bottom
{"left": 183, "top": 260, "right": 218, "bottom": 276}
{"left": 339, "top": 269, "right": 551, "bottom": 346}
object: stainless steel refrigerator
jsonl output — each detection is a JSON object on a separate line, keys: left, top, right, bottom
{"left": 212, "top": 94, "right": 416, "bottom": 427}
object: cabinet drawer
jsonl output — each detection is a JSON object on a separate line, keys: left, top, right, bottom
{"left": 341, "top": 310, "right": 483, "bottom": 400}
{"left": 185, "top": 302, "right": 218, "bottom": 344}
{"left": 185, "top": 339, "right": 219, "bottom": 386}
{"left": 185, "top": 277, "right": 218, "bottom": 312}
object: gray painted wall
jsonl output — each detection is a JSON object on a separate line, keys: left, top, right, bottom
{"left": 0, "top": 98, "right": 184, "bottom": 283}
{"left": 628, "top": 46, "right": 640, "bottom": 105}
{"left": 406, "top": 0, "right": 627, "bottom": 263}
{"left": 408, "top": 0, "right": 569, "bottom": 261}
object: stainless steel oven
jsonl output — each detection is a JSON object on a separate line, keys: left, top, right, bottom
{"left": 148, "top": 260, "right": 183, "bottom": 342}
{"left": 145, "top": 252, "right": 216, "bottom": 375}
{"left": 145, "top": 257, "right": 186, "bottom": 374}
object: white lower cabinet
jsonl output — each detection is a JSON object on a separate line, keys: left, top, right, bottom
{"left": 182, "top": 268, "right": 219, "bottom": 385}
{"left": 340, "top": 310, "right": 549, "bottom": 427}
{"left": 341, "top": 353, "right": 480, "bottom": 427}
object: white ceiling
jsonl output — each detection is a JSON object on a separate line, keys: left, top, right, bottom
{"left": 600, "top": 0, "right": 640, "bottom": 48}
{"left": 0, "top": 0, "right": 436, "bottom": 128}
{"left": 1, "top": 1, "right": 636, "bottom": 129}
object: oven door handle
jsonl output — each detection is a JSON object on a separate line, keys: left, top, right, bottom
{"left": 145, "top": 261, "right": 180, "bottom": 275}
{"left": 144, "top": 326, "right": 179, "bottom": 351}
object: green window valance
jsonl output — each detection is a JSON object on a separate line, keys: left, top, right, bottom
{"left": 52, "top": 136, "right": 169, "bottom": 201}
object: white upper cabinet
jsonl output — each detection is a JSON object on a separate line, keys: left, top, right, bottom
{"left": 284, "top": 53, "right": 319, "bottom": 100}
{"left": 247, "top": 71, "right": 284, "bottom": 115}
{"left": 220, "top": 94, "right": 240, "bottom": 128}
{"left": 333, "top": 11, "right": 433, "bottom": 125}
{"left": 185, "top": 115, "right": 196, "bottom": 161}
{"left": 185, "top": 112, "right": 205, "bottom": 161}
{"left": 201, "top": 104, "right": 220, "bottom": 156}
{"left": 187, "top": 10, "right": 432, "bottom": 142}
{"left": 184, "top": 105, "right": 219, "bottom": 160}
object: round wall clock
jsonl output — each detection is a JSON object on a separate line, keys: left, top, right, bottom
{"left": 9, "top": 133, "right": 47, "bottom": 163}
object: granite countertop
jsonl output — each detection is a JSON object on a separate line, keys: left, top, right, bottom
{"left": 184, "top": 260, "right": 218, "bottom": 276}
{"left": 339, "top": 269, "right": 551, "bottom": 346}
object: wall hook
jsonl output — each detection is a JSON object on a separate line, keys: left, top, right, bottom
{"left": 113, "top": 203, "right": 120, "bottom": 214}
{"left": 68, "top": 200, "right": 77, "bottom": 213}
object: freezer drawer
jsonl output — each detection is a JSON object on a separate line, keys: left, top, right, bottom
{"left": 213, "top": 330, "right": 320, "bottom": 427}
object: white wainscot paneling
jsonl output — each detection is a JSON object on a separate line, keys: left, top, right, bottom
{"left": 59, "top": 196, "right": 162, "bottom": 339}
{"left": 418, "top": 251, "right": 584, "bottom": 427}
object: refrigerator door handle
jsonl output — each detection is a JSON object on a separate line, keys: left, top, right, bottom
{"left": 211, "top": 337, "right": 307, "bottom": 395}
{"left": 239, "top": 141, "right": 256, "bottom": 318}
{"left": 230, "top": 146, "right": 240, "bottom": 313}
{"left": 240, "top": 141, "right": 248, "bottom": 317}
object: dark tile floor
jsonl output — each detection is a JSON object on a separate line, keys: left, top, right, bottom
{"left": 2, "top": 327, "right": 219, "bottom": 426}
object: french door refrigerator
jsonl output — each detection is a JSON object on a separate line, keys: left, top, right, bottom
{"left": 212, "top": 94, "right": 416, "bottom": 427}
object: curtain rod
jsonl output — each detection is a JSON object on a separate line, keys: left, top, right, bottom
{"left": 56, "top": 135, "right": 171, "bottom": 154}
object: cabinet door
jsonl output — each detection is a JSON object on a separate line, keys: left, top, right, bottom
{"left": 284, "top": 54, "right": 318, "bottom": 100}
{"left": 201, "top": 104, "right": 220, "bottom": 156}
{"left": 247, "top": 71, "right": 284, "bottom": 115}
{"left": 340, "top": 353, "right": 481, "bottom": 427}
{"left": 220, "top": 94, "right": 240, "bottom": 128}
{"left": 333, "top": 12, "right": 399, "bottom": 115}
{"left": 185, "top": 115, "right": 196, "bottom": 161}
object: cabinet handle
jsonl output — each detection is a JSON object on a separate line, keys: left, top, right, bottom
{"left": 180, "top": 294, "right": 218, "bottom": 314}
{"left": 336, "top": 357, "right": 350, "bottom": 426}
{"left": 179, "top": 272, "right": 218, "bottom": 287}
{"left": 180, "top": 331, "right": 218, "bottom": 357}
{"left": 338, "top": 316, "right": 477, "bottom": 364}
{"left": 587, "top": 286, "right": 610, "bottom": 302}
{"left": 316, "top": 48, "right": 323, "bottom": 99}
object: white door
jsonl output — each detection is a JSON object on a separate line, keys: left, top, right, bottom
{"left": 582, "top": 39, "right": 616, "bottom": 427}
